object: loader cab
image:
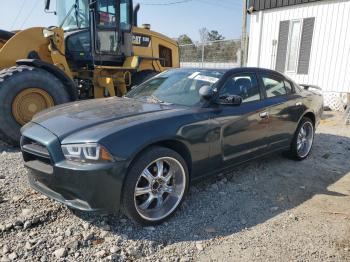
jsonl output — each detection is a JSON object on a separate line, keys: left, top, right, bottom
{"left": 54, "top": 0, "right": 133, "bottom": 68}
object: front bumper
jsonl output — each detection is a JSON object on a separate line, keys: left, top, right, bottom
{"left": 21, "top": 123, "right": 127, "bottom": 213}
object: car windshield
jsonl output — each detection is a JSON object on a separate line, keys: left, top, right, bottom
{"left": 125, "top": 70, "right": 224, "bottom": 106}
{"left": 57, "top": 0, "right": 89, "bottom": 31}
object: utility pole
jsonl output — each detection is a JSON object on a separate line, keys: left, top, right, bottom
{"left": 241, "top": 0, "right": 248, "bottom": 67}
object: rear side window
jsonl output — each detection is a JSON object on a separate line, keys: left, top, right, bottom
{"left": 219, "top": 73, "right": 260, "bottom": 103}
{"left": 261, "top": 75, "right": 288, "bottom": 98}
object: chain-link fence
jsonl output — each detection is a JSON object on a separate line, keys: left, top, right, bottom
{"left": 179, "top": 39, "right": 241, "bottom": 69}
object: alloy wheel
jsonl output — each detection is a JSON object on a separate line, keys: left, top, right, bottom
{"left": 297, "top": 121, "right": 314, "bottom": 158}
{"left": 134, "top": 157, "right": 186, "bottom": 221}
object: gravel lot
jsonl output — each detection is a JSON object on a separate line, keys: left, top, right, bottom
{"left": 0, "top": 112, "right": 349, "bottom": 261}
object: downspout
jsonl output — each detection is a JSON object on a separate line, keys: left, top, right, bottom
{"left": 257, "top": 11, "right": 264, "bottom": 67}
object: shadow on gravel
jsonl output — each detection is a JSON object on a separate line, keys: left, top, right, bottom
{"left": 0, "top": 141, "right": 18, "bottom": 153}
{"left": 48, "top": 133, "right": 350, "bottom": 244}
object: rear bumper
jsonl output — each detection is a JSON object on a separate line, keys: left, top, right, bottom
{"left": 21, "top": 122, "right": 127, "bottom": 213}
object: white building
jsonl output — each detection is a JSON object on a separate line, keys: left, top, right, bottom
{"left": 247, "top": 0, "right": 350, "bottom": 110}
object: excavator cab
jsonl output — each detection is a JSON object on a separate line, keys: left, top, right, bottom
{"left": 53, "top": 0, "right": 134, "bottom": 67}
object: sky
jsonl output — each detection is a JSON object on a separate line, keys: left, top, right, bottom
{"left": 0, "top": 0, "right": 243, "bottom": 41}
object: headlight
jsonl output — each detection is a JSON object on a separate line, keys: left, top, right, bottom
{"left": 61, "top": 143, "right": 114, "bottom": 163}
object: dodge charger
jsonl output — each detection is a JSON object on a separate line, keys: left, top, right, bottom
{"left": 21, "top": 68, "right": 323, "bottom": 225}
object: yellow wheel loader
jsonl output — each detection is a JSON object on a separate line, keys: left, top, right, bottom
{"left": 0, "top": 0, "right": 179, "bottom": 145}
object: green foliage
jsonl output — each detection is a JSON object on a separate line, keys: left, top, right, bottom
{"left": 199, "top": 28, "right": 225, "bottom": 42}
{"left": 208, "top": 30, "right": 225, "bottom": 41}
{"left": 178, "top": 34, "right": 194, "bottom": 45}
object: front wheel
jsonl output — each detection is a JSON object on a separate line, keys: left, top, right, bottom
{"left": 121, "top": 147, "right": 189, "bottom": 226}
{"left": 290, "top": 117, "right": 315, "bottom": 160}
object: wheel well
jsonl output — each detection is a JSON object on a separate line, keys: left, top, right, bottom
{"left": 129, "top": 140, "right": 192, "bottom": 176}
{"left": 303, "top": 112, "right": 315, "bottom": 126}
{"left": 16, "top": 59, "right": 78, "bottom": 101}
{"left": 155, "top": 140, "right": 192, "bottom": 173}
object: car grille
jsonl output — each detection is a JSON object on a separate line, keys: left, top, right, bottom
{"left": 21, "top": 137, "right": 51, "bottom": 165}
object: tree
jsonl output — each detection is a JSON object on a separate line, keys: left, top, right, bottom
{"left": 208, "top": 30, "right": 225, "bottom": 41}
{"left": 199, "top": 27, "right": 209, "bottom": 43}
{"left": 199, "top": 28, "right": 225, "bottom": 42}
{"left": 178, "top": 34, "right": 193, "bottom": 45}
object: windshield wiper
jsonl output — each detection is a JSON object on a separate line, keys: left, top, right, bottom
{"left": 59, "top": 2, "right": 78, "bottom": 28}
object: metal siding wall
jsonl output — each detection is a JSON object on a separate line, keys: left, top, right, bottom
{"left": 259, "top": 0, "right": 264, "bottom": 9}
{"left": 266, "top": 0, "right": 272, "bottom": 8}
{"left": 249, "top": 0, "right": 323, "bottom": 10}
{"left": 254, "top": 0, "right": 261, "bottom": 11}
{"left": 247, "top": 0, "right": 350, "bottom": 93}
{"left": 271, "top": 0, "right": 277, "bottom": 8}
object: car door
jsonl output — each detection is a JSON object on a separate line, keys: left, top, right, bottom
{"left": 258, "top": 73, "right": 303, "bottom": 150}
{"left": 209, "top": 72, "right": 270, "bottom": 169}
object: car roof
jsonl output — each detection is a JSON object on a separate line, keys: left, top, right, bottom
{"left": 171, "top": 68, "right": 229, "bottom": 73}
{"left": 170, "top": 67, "right": 286, "bottom": 78}
{"left": 227, "top": 67, "right": 287, "bottom": 77}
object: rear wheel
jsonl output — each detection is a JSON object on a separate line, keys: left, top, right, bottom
{"left": 290, "top": 117, "right": 315, "bottom": 160}
{"left": 121, "top": 147, "right": 189, "bottom": 226}
{"left": 0, "top": 66, "right": 71, "bottom": 145}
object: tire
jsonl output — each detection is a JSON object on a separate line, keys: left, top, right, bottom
{"left": 0, "top": 65, "right": 71, "bottom": 146}
{"left": 132, "top": 70, "right": 158, "bottom": 87}
{"left": 290, "top": 117, "right": 315, "bottom": 161}
{"left": 121, "top": 146, "right": 189, "bottom": 226}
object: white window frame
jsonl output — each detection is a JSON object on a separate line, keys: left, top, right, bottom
{"left": 285, "top": 19, "right": 303, "bottom": 73}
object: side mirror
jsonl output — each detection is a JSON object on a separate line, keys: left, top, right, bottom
{"left": 218, "top": 95, "right": 243, "bottom": 106}
{"left": 199, "top": 85, "right": 215, "bottom": 101}
{"left": 44, "top": 0, "right": 50, "bottom": 11}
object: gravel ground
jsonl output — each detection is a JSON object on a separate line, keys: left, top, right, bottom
{"left": 0, "top": 112, "right": 350, "bottom": 262}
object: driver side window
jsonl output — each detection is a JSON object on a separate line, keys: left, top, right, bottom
{"left": 219, "top": 73, "right": 260, "bottom": 103}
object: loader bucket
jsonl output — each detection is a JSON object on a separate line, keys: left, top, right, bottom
{"left": 0, "top": 27, "right": 51, "bottom": 70}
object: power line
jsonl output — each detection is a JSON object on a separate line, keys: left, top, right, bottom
{"left": 19, "top": 0, "right": 41, "bottom": 29}
{"left": 139, "top": 0, "right": 192, "bottom": 5}
{"left": 10, "top": 0, "right": 26, "bottom": 30}
{"left": 195, "top": 0, "right": 242, "bottom": 9}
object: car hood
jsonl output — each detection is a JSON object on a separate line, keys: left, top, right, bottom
{"left": 31, "top": 97, "right": 175, "bottom": 140}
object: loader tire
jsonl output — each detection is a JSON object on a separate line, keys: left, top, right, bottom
{"left": 132, "top": 70, "right": 158, "bottom": 87}
{"left": 0, "top": 65, "right": 71, "bottom": 146}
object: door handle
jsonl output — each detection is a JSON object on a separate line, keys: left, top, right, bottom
{"left": 296, "top": 102, "right": 303, "bottom": 106}
{"left": 259, "top": 112, "right": 269, "bottom": 119}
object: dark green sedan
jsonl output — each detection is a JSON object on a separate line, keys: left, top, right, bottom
{"left": 21, "top": 68, "right": 323, "bottom": 225}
